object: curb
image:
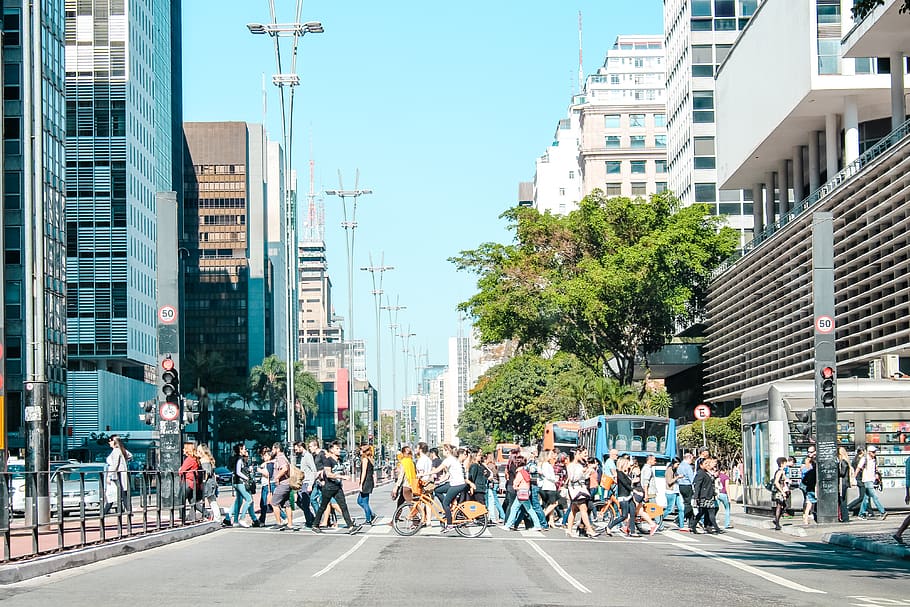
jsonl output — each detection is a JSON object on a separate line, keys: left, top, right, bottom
{"left": 0, "top": 522, "right": 221, "bottom": 585}
{"left": 823, "top": 532, "right": 910, "bottom": 560}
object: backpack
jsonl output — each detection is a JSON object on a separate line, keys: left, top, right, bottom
{"left": 288, "top": 462, "right": 305, "bottom": 491}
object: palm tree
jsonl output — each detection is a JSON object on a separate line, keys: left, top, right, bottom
{"left": 592, "top": 376, "right": 639, "bottom": 415}
{"left": 250, "top": 355, "right": 286, "bottom": 434}
{"left": 565, "top": 375, "right": 593, "bottom": 419}
{"left": 293, "top": 361, "right": 321, "bottom": 436}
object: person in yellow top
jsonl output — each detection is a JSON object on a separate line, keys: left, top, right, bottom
{"left": 393, "top": 445, "right": 417, "bottom": 507}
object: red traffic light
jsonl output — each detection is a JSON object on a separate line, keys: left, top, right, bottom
{"left": 162, "top": 356, "right": 175, "bottom": 371}
{"left": 821, "top": 366, "right": 835, "bottom": 379}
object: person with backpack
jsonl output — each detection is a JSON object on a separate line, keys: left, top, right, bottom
{"left": 269, "top": 443, "right": 297, "bottom": 531}
{"left": 856, "top": 446, "right": 887, "bottom": 520}
{"left": 293, "top": 441, "right": 316, "bottom": 527}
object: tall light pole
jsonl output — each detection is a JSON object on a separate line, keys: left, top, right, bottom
{"left": 381, "top": 298, "right": 406, "bottom": 450}
{"left": 247, "top": 10, "right": 324, "bottom": 445}
{"left": 325, "top": 174, "right": 372, "bottom": 456}
{"left": 361, "top": 254, "right": 393, "bottom": 464}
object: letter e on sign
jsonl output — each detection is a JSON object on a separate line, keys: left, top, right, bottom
{"left": 158, "top": 305, "right": 177, "bottom": 325}
{"left": 815, "top": 315, "right": 834, "bottom": 334}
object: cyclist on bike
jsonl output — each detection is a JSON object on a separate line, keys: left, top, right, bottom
{"left": 427, "top": 444, "right": 467, "bottom": 533}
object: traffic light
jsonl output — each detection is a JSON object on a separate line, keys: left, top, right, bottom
{"left": 796, "top": 410, "right": 814, "bottom": 440}
{"left": 139, "top": 399, "right": 156, "bottom": 425}
{"left": 161, "top": 355, "right": 179, "bottom": 404}
{"left": 820, "top": 366, "right": 836, "bottom": 407}
{"left": 183, "top": 398, "right": 199, "bottom": 425}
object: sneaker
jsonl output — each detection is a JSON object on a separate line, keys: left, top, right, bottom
{"left": 250, "top": 521, "right": 262, "bottom": 528}
{"left": 221, "top": 519, "right": 233, "bottom": 528}
{"left": 237, "top": 519, "right": 251, "bottom": 528}
{"left": 288, "top": 526, "right": 301, "bottom": 532}
{"left": 274, "top": 524, "right": 288, "bottom": 531}
{"left": 347, "top": 524, "right": 363, "bottom": 535}
{"left": 369, "top": 515, "right": 379, "bottom": 525}
{"left": 880, "top": 513, "right": 888, "bottom": 521}
{"left": 311, "top": 526, "right": 323, "bottom": 534}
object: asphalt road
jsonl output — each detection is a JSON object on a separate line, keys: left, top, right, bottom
{"left": 1, "top": 492, "right": 908, "bottom": 607}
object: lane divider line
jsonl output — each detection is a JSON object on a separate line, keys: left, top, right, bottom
{"left": 671, "top": 542, "right": 825, "bottom": 595}
{"left": 312, "top": 536, "right": 369, "bottom": 578}
{"left": 525, "top": 540, "right": 591, "bottom": 594}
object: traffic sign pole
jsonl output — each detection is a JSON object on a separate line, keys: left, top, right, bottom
{"left": 694, "top": 404, "right": 711, "bottom": 450}
{"left": 813, "top": 212, "right": 837, "bottom": 524}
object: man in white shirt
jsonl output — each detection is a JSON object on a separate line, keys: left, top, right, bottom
{"left": 856, "top": 446, "right": 887, "bottom": 520}
{"left": 415, "top": 442, "right": 434, "bottom": 524}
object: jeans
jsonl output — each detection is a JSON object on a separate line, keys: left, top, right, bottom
{"left": 838, "top": 483, "right": 849, "bottom": 522}
{"left": 231, "top": 483, "right": 257, "bottom": 523}
{"left": 858, "top": 481, "right": 886, "bottom": 516}
{"left": 665, "top": 492, "right": 684, "bottom": 528}
{"left": 529, "top": 485, "right": 549, "bottom": 529}
{"left": 486, "top": 487, "right": 505, "bottom": 521}
{"left": 357, "top": 492, "right": 374, "bottom": 522}
{"left": 313, "top": 484, "right": 354, "bottom": 528}
{"left": 678, "top": 484, "right": 694, "bottom": 523}
{"left": 505, "top": 497, "right": 543, "bottom": 529}
{"left": 441, "top": 484, "right": 466, "bottom": 526}
{"left": 716, "top": 493, "right": 731, "bottom": 528}
{"left": 847, "top": 482, "right": 866, "bottom": 514}
{"left": 296, "top": 490, "right": 315, "bottom": 526}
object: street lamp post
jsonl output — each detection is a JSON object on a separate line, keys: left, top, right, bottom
{"left": 325, "top": 176, "right": 372, "bottom": 457}
{"left": 381, "top": 298, "right": 406, "bottom": 450}
{"left": 399, "top": 329, "right": 416, "bottom": 446}
{"left": 247, "top": 12, "right": 323, "bottom": 445}
{"left": 361, "top": 254, "right": 393, "bottom": 465}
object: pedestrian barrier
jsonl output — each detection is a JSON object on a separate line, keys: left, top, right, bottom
{"left": 1, "top": 469, "right": 210, "bottom": 563}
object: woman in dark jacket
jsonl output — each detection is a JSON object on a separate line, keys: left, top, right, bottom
{"left": 691, "top": 457, "right": 720, "bottom": 533}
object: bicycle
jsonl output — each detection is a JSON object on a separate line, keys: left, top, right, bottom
{"left": 597, "top": 494, "right": 663, "bottom": 533}
{"left": 391, "top": 484, "right": 489, "bottom": 538}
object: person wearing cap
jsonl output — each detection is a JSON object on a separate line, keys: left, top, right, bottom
{"left": 856, "top": 445, "right": 887, "bottom": 520}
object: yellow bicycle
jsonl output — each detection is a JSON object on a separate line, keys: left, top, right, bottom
{"left": 391, "top": 484, "right": 488, "bottom": 538}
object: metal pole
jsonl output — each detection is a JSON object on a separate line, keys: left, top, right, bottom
{"left": 361, "top": 256, "right": 393, "bottom": 464}
{"left": 382, "top": 299, "right": 405, "bottom": 450}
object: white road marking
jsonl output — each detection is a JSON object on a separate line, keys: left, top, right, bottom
{"left": 312, "top": 536, "right": 369, "bottom": 578}
{"left": 520, "top": 529, "right": 546, "bottom": 538}
{"left": 365, "top": 525, "right": 391, "bottom": 535}
{"left": 667, "top": 530, "right": 698, "bottom": 543}
{"left": 671, "top": 542, "right": 825, "bottom": 595}
{"left": 525, "top": 540, "right": 591, "bottom": 594}
{"left": 726, "top": 527, "right": 798, "bottom": 547}
{"left": 709, "top": 533, "right": 748, "bottom": 544}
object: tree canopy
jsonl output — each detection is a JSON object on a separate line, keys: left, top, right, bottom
{"left": 451, "top": 191, "right": 737, "bottom": 384}
{"left": 677, "top": 407, "right": 743, "bottom": 464}
{"left": 852, "top": 0, "right": 910, "bottom": 19}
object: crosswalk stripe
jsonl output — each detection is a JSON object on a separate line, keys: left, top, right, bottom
{"left": 365, "top": 525, "right": 391, "bottom": 535}
{"left": 726, "top": 528, "right": 798, "bottom": 547}
{"left": 710, "top": 533, "right": 748, "bottom": 544}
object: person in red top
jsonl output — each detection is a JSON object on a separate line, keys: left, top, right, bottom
{"left": 178, "top": 442, "right": 205, "bottom": 520}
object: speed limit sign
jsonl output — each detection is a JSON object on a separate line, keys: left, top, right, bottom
{"left": 158, "top": 305, "right": 177, "bottom": 325}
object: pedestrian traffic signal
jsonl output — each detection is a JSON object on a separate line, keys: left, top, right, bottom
{"left": 796, "top": 410, "right": 813, "bottom": 440}
{"left": 183, "top": 398, "right": 199, "bottom": 425}
{"left": 139, "top": 399, "right": 156, "bottom": 425}
{"left": 820, "top": 366, "right": 836, "bottom": 407}
{"left": 161, "top": 356, "right": 179, "bottom": 403}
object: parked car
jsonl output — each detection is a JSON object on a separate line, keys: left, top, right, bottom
{"left": 214, "top": 466, "right": 233, "bottom": 486}
{"left": 10, "top": 463, "right": 105, "bottom": 516}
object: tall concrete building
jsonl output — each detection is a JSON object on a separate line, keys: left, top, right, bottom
{"left": 64, "top": 0, "right": 182, "bottom": 449}
{"left": 528, "top": 35, "right": 667, "bottom": 215}
{"left": 705, "top": 0, "right": 908, "bottom": 403}
{"left": 1, "top": 0, "right": 68, "bottom": 454}
{"left": 182, "top": 122, "right": 273, "bottom": 388}
{"left": 664, "top": 0, "right": 760, "bottom": 241}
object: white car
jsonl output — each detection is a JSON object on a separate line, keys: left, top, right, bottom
{"left": 10, "top": 463, "right": 104, "bottom": 516}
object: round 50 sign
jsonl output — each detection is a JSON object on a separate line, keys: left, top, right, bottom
{"left": 815, "top": 315, "right": 834, "bottom": 334}
{"left": 158, "top": 305, "right": 177, "bottom": 325}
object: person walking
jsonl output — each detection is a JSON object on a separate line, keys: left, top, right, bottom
{"left": 503, "top": 455, "right": 544, "bottom": 532}
{"left": 357, "top": 444, "right": 376, "bottom": 525}
{"left": 269, "top": 443, "right": 296, "bottom": 531}
{"left": 802, "top": 456, "right": 818, "bottom": 525}
{"left": 837, "top": 446, "right": 854, "bottom": 523}
{"left": 178, "top": 442, "right": 206, "bottom": 520}
{"left": 196, "top": 444, "right": 224, "bottom": 523}
{"left": 229, "top": 444, "right": 259, "bottom": 527}
{"left": 847, "top": 448, "right": 868, "bottom": 516}
{"left": 771, "top": 456, "right": 790, "bottom": 531}
{"left": 716, "top": 465, "right": 732, "bottom": 529}
{"left": 893, "top": 451, "right": 910, "bottom": 543}
{"left": 483, "top": 452, "right": 506, "bottom": 523}
{"left": 664, "top": 458, "right": 685, "bottom": 530}
{"left": 311, "top": 441, "right": 362, "bottom": 534}
{"left": 691, "top": 458, "right": 720, "bottom": 533}
{"left": 856, "top": 446, "right": 887, "bottom": 520}
{"left": 538, "top": 450, "right": 560, "bottom": 528}
{"left": 293, "top": 441, "right": 316, "bottom": 527}
{"left": 103, "top": 435, "right": 131, "bottom": 515}
{"left": 677, "top": 452, "right": 696, "bottom": 529}
{"left": 467, "top": 450, "right": 489, "bottom": 505}
{"left": 566, "top": 448, "right": 602, "bottom": 538}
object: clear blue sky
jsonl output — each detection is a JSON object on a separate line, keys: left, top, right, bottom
{"left": 181, "top": 1, "right": 663, "bottom": 407}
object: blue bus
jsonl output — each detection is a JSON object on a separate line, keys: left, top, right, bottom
{"left": 577, "top": 415, "right": 677, "bottom": 464}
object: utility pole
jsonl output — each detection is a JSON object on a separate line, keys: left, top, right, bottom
{"left": 381, "top": 298, "right": 406, "bottom": 450}
{"left": 361, "top": 255, "right": 393, "bottom": 464}
{"left": 399, "top": 329, "right": 416, "bottom": 446}
{"left": 812, "top": 212, "right": 838, "bottom": 524}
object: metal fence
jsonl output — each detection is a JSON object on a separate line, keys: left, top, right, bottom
{"left": 0, "top": 469, "right": 215, "bottom": 563}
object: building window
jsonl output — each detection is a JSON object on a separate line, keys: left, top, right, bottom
{"left": 656, "top": 160, "right": 667, "bottom": 173}
{"left": 719, "top": 203, "right": 741, "bottom": 215}
{"left": 630, "top": 135, "right": 646, "bottom": 149}
{"left": 610, "top": 74, "right": 620, "bottom": 85}
{"left": 656, "top": 182, "right": 668, "bottom": 193}
{"left": 605, "top": 183, "right": 622, "bottom": 197}
{"left": 739, "top": 0, "right": 758, "bottom": 16}
{"left": 654, "top": 113, "right": 666, "bottom": 128}
{"left": 3, "top": 116, "right": 21, "bottom": 156}
{"left": 654, "top": 135, "right": 667, "bottom": 148}
{"left": 634, "top": 57, "right": 644, "bottom": 68}
{"left": 605, "top": 136, "right": 621, "bottom": 149}
{"left": 4, "top": 280, "right": 22, "bottom": 320}
{"left": 4, "top": 226, "right": 21, "bottom": 265}
{"left": 3, "top": 63, "right": 20, "bottom": 100}
{"left": 629, "top": 114, "right": 645, "bottom": 128}
{"left": 630, "top": 160, "right": 646, "bottom": 174}
{"left": 559, "top": 188, "right": 566, "bottom": 196}
{"left": 692, "top": 0, "right": 712, "bottom": 16}
{"left": 631, "top": 182, "right": 647, "bottom": 196}
{"left": 715, "top": 0, "right": 735, "bottom": 17}
{"left": 3, "top": 170, "right": 21, "bottom": 210}
{"left": 817, "top": 39, "right": 840, "bottom": 75}
{"left": 693, "top": 91, "right": 715, "bottom": 123}
{"left": 816, "top": 0, "right": 840, "bottom": 24}
{"left": 605, "top": 114, "right": 620, "bottom": 128}
{"left": 715, "top": 18, "right": 736, "bottom": 30}
{"left": 606, "top": 161, "right": 622, "bottom": 174}
{"left": 715, "top": 44, "right": 733, "bottom": 66}
{"left": 568, "top": 170, "right": 575, "bottom": 179}
{"left": 694, "top": 135, "right": 717, "bottom": 170}
{"left": 695, "top": 182, "right": 717, "bottom": 202}
{"left": 2, "top": 11, "right": 21, "bottom": 47}
{"left": 691, "top": 19, "right": 712, "bottom": 31}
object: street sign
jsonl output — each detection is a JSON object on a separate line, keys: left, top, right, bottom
{"left": 158, "top": 305, "right": 177, "bottom": 325}
{"left": 815, "top": 315, "right": 834, "bottom": 334}
{"left": 159, "top": 401, "right": 179, "bottom": 421}
{"left": 694, "top": 404, "right": 711, "bottom": 420}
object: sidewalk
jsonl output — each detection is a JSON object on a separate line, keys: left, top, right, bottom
{"left": 726, "top": 497, "right": 910, "bottom": 560}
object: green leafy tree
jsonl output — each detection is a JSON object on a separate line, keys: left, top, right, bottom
{"left": 452, "top": 191, "right": 737, "bottom": 384}
{"left": 852, "top": 0, "right": 910, "bottom": 19}
{"left": 592, "top": 376, "right": 639, "bottom": 415}
{"left": 249, "top": 355, "right": 321, "bottom": 437}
